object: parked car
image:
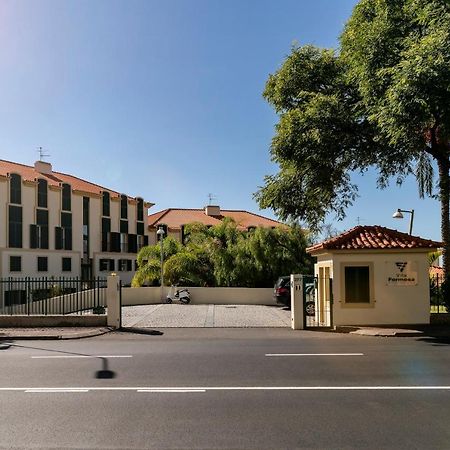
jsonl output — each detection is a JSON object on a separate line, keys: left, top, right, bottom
{"left": 273, "top": 276, "right": 316, "bottom": 315}
{"left": 273, "top": 276, "right": 291, "bottom": 306}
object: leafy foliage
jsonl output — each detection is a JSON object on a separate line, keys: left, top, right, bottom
{"left": 132, "top": 219, "right": 313, "bottom": 288}
{"left": 256, "top": 1, "right": 450, "bottom": 280}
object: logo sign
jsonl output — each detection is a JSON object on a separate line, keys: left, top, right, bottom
{"left": 386, "top": 261, "right": 418, "bottom": 286}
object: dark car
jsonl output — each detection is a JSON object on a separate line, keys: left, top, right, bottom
{"left": 273, "top": 275, "right": 315, "bottom": 315}
{"left": 273, "top": 276, "right": 291, "bottom": 307}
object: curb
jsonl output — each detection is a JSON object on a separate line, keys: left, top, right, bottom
{"left": 349, "top": 329, "right": 424, "bottom": 337}
{"left": 0, "top": 327, "right": 114, "bottom": 341}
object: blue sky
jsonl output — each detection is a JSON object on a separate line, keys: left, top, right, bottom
{"left": 0, "top": 0, "right": 442, "bottom": 241}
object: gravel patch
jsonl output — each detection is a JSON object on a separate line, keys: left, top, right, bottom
{"left": 121, "top": 304, "right": 290, "bottom": 328}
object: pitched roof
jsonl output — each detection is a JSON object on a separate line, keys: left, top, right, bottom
{"left": 147, "top": 208, "right": 282, "bottom": 230}
{"left": 307, "top": 225, "right": 442, "bottom": 254}
{"left": 0, "top": 159, "right": 144, "bottom": 200}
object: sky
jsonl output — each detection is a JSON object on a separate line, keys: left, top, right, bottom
{"left": 0, "top": 0, "right": 442, "bottom": 241}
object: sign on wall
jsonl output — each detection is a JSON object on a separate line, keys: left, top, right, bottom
{"left": 385, "top": 261, "right": 418, "bottom": 286}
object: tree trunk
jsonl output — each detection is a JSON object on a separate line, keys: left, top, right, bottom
{"left": 437, "top": 157, "right": 450, "bottom": 279}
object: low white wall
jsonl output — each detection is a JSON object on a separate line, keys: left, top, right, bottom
{"left": 0, "top": 315, "right": 106, "bottom": 327}
{"left": 121, "top": 287, "right": 276, "bottom": 306}
{"left": 0, "top": 288, "right": 105, "bottom": 315}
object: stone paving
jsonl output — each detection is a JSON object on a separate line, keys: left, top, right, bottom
{"left": 122, "top": 304, "right": 291, "bottom": 328}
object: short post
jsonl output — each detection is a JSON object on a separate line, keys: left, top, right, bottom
{"left": 106, "top": 274, "right": 121, "bottom": 329}
{"left": 291, "top": 274, "right": 305, "bottom": 330}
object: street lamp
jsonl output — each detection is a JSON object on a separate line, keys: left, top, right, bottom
{"left": 156, "top": 226, "right": 165, "bottom": 301}
{"left": 392, "top": 208, "right": 415, "bottom": 235}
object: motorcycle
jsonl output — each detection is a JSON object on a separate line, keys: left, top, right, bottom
{"left": 166, "top": 285, "right": 191, "bottom": 304}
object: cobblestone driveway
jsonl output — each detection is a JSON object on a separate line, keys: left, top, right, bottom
{"left": 122, "top": 304, "right": 291, "bottom": 328}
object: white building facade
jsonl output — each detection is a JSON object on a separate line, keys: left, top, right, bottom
{"left": 0, "top": 159, "right": 152, "bottom": 306}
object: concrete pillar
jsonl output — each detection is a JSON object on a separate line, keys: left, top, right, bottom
{"left": 291, "top": 274, "right": 304, "bottom": 330}
{"left": 107, "top": 274, "right": 121, "bottom": 328}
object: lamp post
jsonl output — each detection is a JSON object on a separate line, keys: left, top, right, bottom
{"left": 392, "top": 208, "right": 415, "bottom": 235}
{"left": 156, "top": 226, "right": 165, "bottom": 301}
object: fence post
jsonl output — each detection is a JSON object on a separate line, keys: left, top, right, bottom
{"left": 106, "top": 274, "right": 121, "bottom": 328}
{"left": 291, "top": 274, "right": 305, "bottom": 330}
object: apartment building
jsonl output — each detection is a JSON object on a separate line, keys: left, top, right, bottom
{"left": 0, "top": 159, "right": 152, "bottom": 287}
{"left": 147, "top": 205, "right": 284, "bottom": 244}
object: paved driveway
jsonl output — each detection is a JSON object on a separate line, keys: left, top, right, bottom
{"left": 122, "top": 304, "right": 291, "bottom": 328}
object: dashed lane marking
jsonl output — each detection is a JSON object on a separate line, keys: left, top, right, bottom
{"left": 31, "top": 355, "right": 133, "bottom": 359}
{"left": 265, "top": 353, "right": 364, "bottom": 357}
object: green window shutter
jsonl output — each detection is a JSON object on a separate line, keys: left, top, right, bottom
{"left": 55, "top": 227, "right": 63, "bottom": 250}
{"left": 64, "top": 228, "right": 72, "bottom": 250}
{"left": 128, "top": 234, "right": 137, "bottom": 253}
{"left": 110, "top": 232, "right": 121, "bottom": 252}
{"left": 29, "top": 224, "right": 38, "bottom": 249}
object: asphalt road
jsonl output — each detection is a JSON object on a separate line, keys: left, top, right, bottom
{"left": 1, "top": 328, "right": 450, "bottom": 449}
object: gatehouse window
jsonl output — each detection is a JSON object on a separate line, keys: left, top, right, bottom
{"left": 342, "top": 264, "right": 372, "bottom": 304}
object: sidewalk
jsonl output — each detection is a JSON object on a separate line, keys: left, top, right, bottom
{"left": 0, "top": 327, "right": 112, "bottom": 340}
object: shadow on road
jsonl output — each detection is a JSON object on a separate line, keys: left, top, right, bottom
{"left": 119, "top": 327, "right": 164, "bottom": 336}
{"left": 417, "top": 336, "right": 450, "bottom": 346}
{"left": 1, "top": 341, "right": 117, "bottom": 378}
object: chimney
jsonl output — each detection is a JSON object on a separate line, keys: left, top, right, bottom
{"left": 205, "top": 205, "right": 221, "bottom": 217}
{"left": 34, "top": 160, "right": 52, "bottom": 175}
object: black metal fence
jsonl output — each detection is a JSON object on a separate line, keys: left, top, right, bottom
{"left": 0, "top": 277, "right": 107, "bottom": 316}
{"left": 430, "top": 273, "right": 448, "bottom": 313}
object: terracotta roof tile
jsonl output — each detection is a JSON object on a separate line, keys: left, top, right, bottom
{"left": 307, "top": 225, "right": 442, "bottom": 253}
{"left": 147, "top": 208, "right": 283, "bottom": 230}
{"left": 0, "top": 159, "right": 139, "bottom": 200}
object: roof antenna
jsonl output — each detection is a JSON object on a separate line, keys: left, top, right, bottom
{"left": 37, "top": 146, "right": 50, "bottom": 162}
{"left": 208, "top": 193, "right": 217, "bottom": 205}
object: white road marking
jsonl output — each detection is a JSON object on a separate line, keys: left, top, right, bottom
{"left": 137, "top": 389, "right": 206, "bottom": 393}
{"left": 25, "top": 389, "right": 89, "bottom": 393}
{"left": 1, "top": 385, "right": 450, "bottom": 393}
{"left": 31, "top": 355, "right": 133, "bottom": 359}
{"left": 265, "top": 353, "right": 364, "bottom": 357}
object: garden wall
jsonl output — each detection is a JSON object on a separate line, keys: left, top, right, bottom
{"left": 122, "top": 286, "right": 276, "bottom": 306}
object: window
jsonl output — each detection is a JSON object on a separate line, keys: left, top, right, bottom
{"left": 10, "top": 256, "right": 21, "bottom": 272}
{"left": 62, "top": 257, "right": 72, "bottom": 272}
{"left": 120, "top": 220, "right": 128, "bottom": 234}
{"left": 61, "top": 212, "right": 72, "bottom": 250}
{"left": 128, "top": 234, "right": 137, "bottom": 253}
{"left": 344, "top": 266, "right": 370, "bottom": 303}
{"left": 9, "top": 173, "right": 21, "bottom": 204}
{"left": 137, "top": 234, "right": 144, "bottom": 251}
{"left": 119, "top": 259, "right": 132, "bottom": 272}
{"left": 61, "top": 183, "right": 71, "bottom": 211}
{"left": 30, "top": 209, "right": 49, "bottom": 249}
{"left": 102, "top": 191, "right": 110, "bottom": 217}
{"left": 37, "top": 257, "right": 48, "bottom": 272}
{"left": 120, "top": 233, "right": 128, "bottom": 252}
{"left": 102, "top": 218, "right": 111, "bottom": 252}
{"left": 120, "top": 194, "right": 128, "bottom": 219}
{"left": 137, "top": 198, "right": 144, "bottom": 222}
{"left": 136, "top": 222, "right": 144, "bottom": 235}
{"left": 8, "top": 205, "right": 22, "bottom": 248}
{"left": 83, "top": 197, "right": 89, "bottom": 261}
{"left": 99, "top": 259, "right": 115, "bottom": 272}
{"left": 37, "top": 179, "right": 48, "bottom": 208}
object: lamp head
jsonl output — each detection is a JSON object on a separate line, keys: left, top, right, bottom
{"left": 156, "top": 227, "right": 165, "bottom": 236}
{"left": 392, "top": 209, "right": 404, "bottom": 219}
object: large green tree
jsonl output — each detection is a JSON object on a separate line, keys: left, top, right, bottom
{"left": 256, "top": 0, "right": 450, "bottom": 282}
{"left": 133, "top": 219, "right": 313, "bottom": 288}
